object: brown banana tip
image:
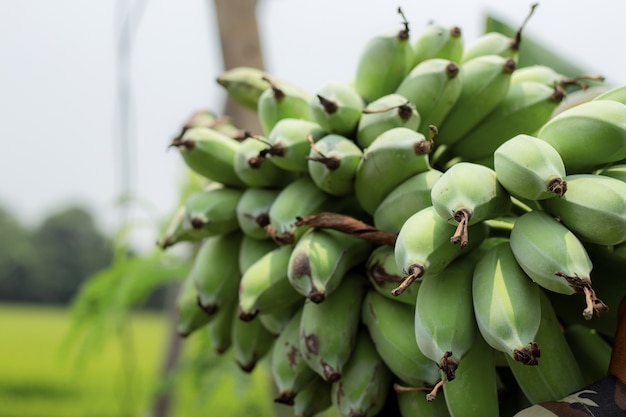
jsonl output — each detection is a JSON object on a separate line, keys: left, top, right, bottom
{"left": 450, "top": 208, "right": 471, "bottom": 249}
{"left": 391, "top": 264, "right": 424, "bottom": 296}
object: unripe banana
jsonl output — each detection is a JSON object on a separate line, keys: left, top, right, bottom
{"left": 238, "top": 244, "right": 302, "bottom": 321}
{"left": 472, "top": 242, "right": 542, "bottom": 365}
{"left": 264, "top": 118, "right": 327, "bottom": 173}
{"left": 207, "top": 294, "right": 237, "bottom": 354}
{"left": 184, "top": 187, "right": 243, "bottom": 237}
{"left": 192, "top": 232, "right": 243, "bottom": 315}
{"left": 266, "top": 176, "right": 336, "bottom": 245}
{"left": 287, "top": 227, "right": 371, "bottom": 303}
{"left": 597, "top": 163, "right": 626, "bottom": 182}
{"left": 309, "top": 82, "right": 365, "bottom": 137}
{"left": 235, "top": 187, "right": 280, "bottom": 240}
{"left": 354, "top": 127, "right": 432, "bottom": 215}
{"left": 505, "top": 290, "right": 585, "bottom": 404}
{"left": 544, "top": 174, "right": 626, "bottom": 246}
{"left": 293, "top": 375, "right": 333, "bottom": 417}
{"left": 353, "top": 8, "right": 413, "bottom": 103}
{"left": 257, "top": 75, "right": 313, "bottom": 135}
{"left": 373, "top": 169, "right": 442, "bottom": 234}
{"left": 510, "top": 64, "right": 602, "bottom": 90}
{"left": 366, "top": 244, "right": 419, "bottom": 306}
{"left": 442, "top": 333, "right": 499, "bottom": 417}
{"left": 413, "top": 255, "right": 478, "bottom": 400}
{"left": 233, "top": 135, "right": 298, "bottom": 188}
{"left": 356, "top": 93, "right": 421, "bottom": 149}
{"left": 361, "top": 290, "right": 441, "bottom": 388}
{"left": 395, "top": 58, "right": 462, "bottom": 138}
{"left": 158, "top": 205, "right": 204, "bottom": 250}
{"left": 493, "top": 134, "right": 568, "bottom": 201}
{"left": 536, "top": 99, "right": 626, "bottom": 173}
{"left": 238, "top": 235, "right": 277, "bottom": 273}
{"left": 216, "top": 66, "right": 267, "bottom": 111}
{"left": 306, "top": 133, "right": 363, "bottom": 197}
{"left": 231, "top": 312, "right": 275, "bottom": 372}
{"left": 564, "top": 324, "right": 612, "bottom": 385}
{"left": 176, "top": 273, "right": 213, "bottom": 338}
{"left": 593, "top": 83, "right": 626, "bottom": 105}
{"left": 450, "top": 81, "right": 566, "bottom": 163}
{"left": 412, "top": 24, "right": 463, "bottom": 67}
{"left": 299, "top": 273, "right": 367, "bottom": 382}
{"left": 509, "top": 210, "right": 608, "bottom": 319}
{"left": 396, "top": 388, "right": 451, "bottom": 417}
{"left": 330, "top": 329, "right": 393, "bottom": 417}
{"left": 430, "top": 162, "right": 511, "bottom": 249}
{"left": 435, "top": 55, "right": 516, "bottom": 148}
{"left": 271, "top": 307, "right": 317, "bottom": 405}
{"left": 257, "top": 299, "right": 301, "bottom": 336}
{"left": 169, "top": 126, "right": 245, "bottom": 188}
{"left": 394, "top": 206, "right": 488, "bottom": 295}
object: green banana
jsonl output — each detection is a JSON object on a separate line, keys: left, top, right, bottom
{"left": 510, "top": 64, "right": 603, "bottom": 90}
{"left": 353, "top": 7, "right": 413, "bottom": 103}
{"left": 373, "top": 169, "right": 443, "bottom": 234}
{"left": 184, "top": 187, "right": 243, "bottom": 237}
{"left": 393, "top": 206, "right": 488, "bottom": 295}
{"left": 442, "top": 334, "right": 499, "bottom": 417}
{"left": 412, "top": 24, "right": 464, "bottom": 67}
{"left": 597, "top": 163, "right": 626, "bottom": 182}
{"left": 434, "top": 55, "right": 516, "bottom": 148}
{"left": 157, "top": 205, "right": 205, "bottom": 250}
{"left": 450, "top": 81, "right": 566, "bottom": 163}
{"left": 361, "top": 290, "right": 441, "bottom": 388}
{"left": 330, "top": 329, "right": 393, "bottom": 417}
{"left": 238, "top": 235, "right": 277, "bottom": 273}
{"left": 238, "top": 244, "right": 302, "bottom": 321}
{"left": 287, "top": 227, "right": 371, "bottom": 303}
{"left": 505, "top": 289, "right": 585, "bottom": 404}
{"left": 509, "top": 210, "right": 608, "bottom": 319}
{"left": 207, "top": 294, "right": 237, "bottom": 354}
{"left": 354, "top": 126, "right": 432, "bottom": 215}
{"left": 235, "top": 187, "right": 280, "bottom": 240}
{"left": 396, "top": 388, "right": 451, "bottom": 417}
{"left": 169, "top": 126, "right": 245, "bottom": 188}
{"left": 176, "top": 273, "right": 213, "bottom": 338}
{"left": 412, "top": 255, "right": 479, "bottom": 400}
{"left": 472, "top": 241, "right": 542, "bottom": 365}
{"left": 366, "top": 244, "right": 420, "bottom": 306}
{"left": 233, "top": 135, "right": 298, "bottom": 188}
{"left": 231, "top": 313, "right": 276, "bottom": 372}
{"left": 216, "top": 66, "right": 267, "bottom": 111}
{"left": 544, "top": 173, "right": 626, "bottom": 246}
{"left": 271, "top": 306, "right": 317, "bottom": 405}
{"left": 265, "top": 176, "right": 336, "bottom": 245}
{"left": 264, "top": 118, "right": 327, "bottom": 173}
{"left": 306, "top": 133, "right": 363, "bottom": 197}
{"left": 536, "top": 99, "right": 626, "bottom": 173}
{"left": 356, "top": 93, "right": 421, "bottom": 149}
{"left": 309, "top": 81, "right": 365, "bottom": 137}
{"left": 395, "top": 58, "right": 462, "bottom": 138}
{"left": 593, "top": 83, "right": 626, "bottom": 105}
{"left": 493, "top": 134, "right": 568, "bottom": 201}
{"left": 299, "top": 273, "right": 367, "bottom": 382}
{"left": 430, "top": 162, "right": 511, "bottom": 249}
{"left": 257, "top": 75, "right": 313, "bottom": 135}
{"left": 564, "top": 323, "right": 612, "bottom": 385}
{"left": 293, "top": 376, "right": 333, "bottom": 417}
{"left": 257, "top": 299, "right": 301, "bottom": 336}
{"left": 192, "top": 232, "right": 243, "bottom": 315}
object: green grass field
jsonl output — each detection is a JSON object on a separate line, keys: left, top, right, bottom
{"left": 0, "top": 303, "right": 285, "bottom": 417}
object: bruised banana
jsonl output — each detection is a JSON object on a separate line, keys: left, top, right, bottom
{"left": 544, "top": 173, "right": 626, "bottom": 246}
{"left": 265, "top": 118, "right": 327, "bottom": 173}
{"left": 493, "top": 134, "right": 568, "bottom": 201}
{"left": 362, "top": 290, "right": 441, "bottom": 388}
{"left": 192, "top": 232, "right": 243, "bottom": 315}
{"left": 430, "top": 162, "right": 511, "bottom": 248}
{"left": 306, "top": 133, "right": 363, "bottom": 197}
{"left": 353, "top": 7, "right": 413, "bottom": 103}
{"left": 271, "top": 306, "right": 317, "bottom": 405}
{"left": 216, "top": 66, "right": 267, "bottom": 111}
{"left": 330, "top": 329, "right": 393, "bottom": 417}
{"left": 184, "top": 187, "right": 243, "bottom": 237}
{"left": 257, "top": 75, "right": 313, "bottom": 135}
{"left": 509, "top": 210, "right": 608, "bottom": 319}
{"left": 356, "top": 93, "right": 421, "bottom": 149}
{"left": 411, "top": 23, "right": 463, "bottom": 67}
{"left": 233, "top": 135, "right": 298, "bottom": 188}
{"left": 395, "top": 58, "right": 462, "bottom": 138}
{"left": 299, "top": 273, "right": 367, "bottom": 382}
{"left": 536, "top": 99, "right": 626, "bottom": 173}
{"left": 238, "top": 244, "right": 302, "bottom": 321}
{"left": 413, "top": 256, "right": 479, "bottom": 401}
{"left": 472, "top": 241, "right": 542, "bottom": 365}
{"left": 354, "top": 126, "right": 432, "bottom": 215}
{"left": 231, "top": 313, "right": 276, "bottom": 373}
{"left": 309, "top": 81, "right": 365, "bottom": 137}
{"left": 394, "top": 205, "right": 488, "bottom": 295}
{"left": 366, "top": 244, "right": 420, "bottom": 306}
{"left": 287, "top": 227, "right": 371, "bottom": 303}
{"left": 235, "top": 187, "right": 280, "bottom": 240}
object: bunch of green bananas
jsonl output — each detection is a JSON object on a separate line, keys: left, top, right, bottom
{"left": 161, "top": 5, "right": 626, "bottom": 417}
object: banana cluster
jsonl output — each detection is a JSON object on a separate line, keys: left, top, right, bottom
{"left": 162, "top": 6, "right": 626, "bottom": 417}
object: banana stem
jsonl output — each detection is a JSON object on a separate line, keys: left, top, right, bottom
{"left": 305, "top": 134, "right": 341, "bottom": 170}
{"left": 294, "top": 212, "right": 397, "bottom": 247}
{"left": 393, "top": 383, "right": 431, "bottom": 393}
{"left": 391, "top": 264, "right": 424, "bottom": 296}
{"left": 426, "top": 379, "right": 445, "bottom": 402}
{"left": 450, "top": 208, "right": 471, "bottom": 249}
{"left": 555, "top": 272, "right": 609, "bottom": 319}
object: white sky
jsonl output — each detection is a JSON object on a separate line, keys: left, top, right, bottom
{"left": 1, "top": 0, "right": 625, "bottom": 249}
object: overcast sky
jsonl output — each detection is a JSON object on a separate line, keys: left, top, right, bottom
{"left": 1, "top": 0, "right": 625, "bottom": 249}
